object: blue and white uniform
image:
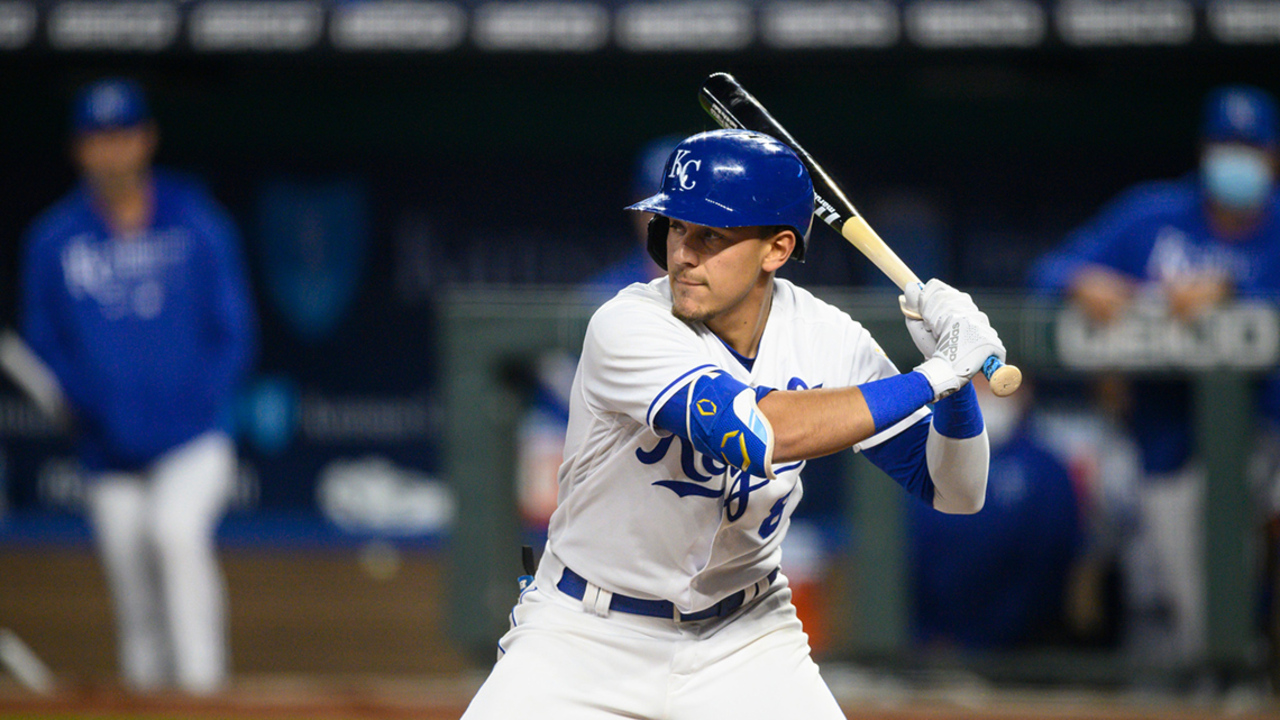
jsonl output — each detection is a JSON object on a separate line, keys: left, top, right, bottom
{"left": 1030, "top": 176, "right": 1280, "bottom": 474}
{"left": 1029, "top": 173, "right": 1280, "bottom": 662}
{"left": 22, "top": 170, "right": 256, "bottom": 471}
{"left": 464, "top": 277, "right": 985, "bottom": 720}
{"left": 20, "top": 169, "right": 256, "bottom": 693}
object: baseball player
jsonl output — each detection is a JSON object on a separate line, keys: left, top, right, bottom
{"left": 462, "top": 129, "right": 1003, "bottom": 719}
{"left": 1029, "top": 85, "right": 1280, "bottom": 665}
{"left": 18, "top": 78, "right": 256, "bottom": 694}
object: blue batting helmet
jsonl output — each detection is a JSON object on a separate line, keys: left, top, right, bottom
{"left": 627, "top": 129, "right": 815, "bottom": 270}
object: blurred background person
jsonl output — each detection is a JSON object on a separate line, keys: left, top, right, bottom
{"left": 909, "top": 376, "right": 1087, "bottom": 651}
{"left": 17, "top": 77, "right": 257, "bottom": 694}
{"left": 1028, "top": 85, "right": 1280, "bottom": 670}
{"left": 516, "top": 134, "right": 684, "bottom": 533}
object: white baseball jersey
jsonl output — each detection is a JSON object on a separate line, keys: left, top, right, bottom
{"left": 547, "top": 277, "right": 927, "bottom": 613}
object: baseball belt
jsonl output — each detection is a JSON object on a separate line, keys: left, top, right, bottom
{"left": 557, "top": 566, "right": 779, "bottom": 622}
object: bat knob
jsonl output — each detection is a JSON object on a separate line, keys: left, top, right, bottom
{"left": 982, "top": 356, "right": 1022, "bottom": 398}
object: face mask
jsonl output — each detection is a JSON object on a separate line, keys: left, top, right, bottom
{"left": 1202, "top": 145, "right": 1274, "bottom": 211}
{"left": 975, "top": 387, "right": 1023, "bottom": 449}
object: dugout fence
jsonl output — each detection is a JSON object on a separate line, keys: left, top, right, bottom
{"left": 441, "top": 287, "right": 1270, "bottom": 684}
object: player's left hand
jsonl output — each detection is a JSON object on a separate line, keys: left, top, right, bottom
{"left": 908, "top": 279, "right": 1006, "bottom": 379}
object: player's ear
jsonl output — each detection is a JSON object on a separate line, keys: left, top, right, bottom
{"left": 761, "top": 228, "right": 795, "bottom": 272}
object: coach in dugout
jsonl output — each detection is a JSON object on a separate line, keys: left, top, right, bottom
{"left": 1029, "top": 85, "right": 1280, "bottom": 670}
{"left": 18, "top": 78, "right": 257, "bottom": 694}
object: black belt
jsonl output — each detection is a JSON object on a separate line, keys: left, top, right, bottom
{"left": 557, "top": 567, "right": 779, "bottom": 622}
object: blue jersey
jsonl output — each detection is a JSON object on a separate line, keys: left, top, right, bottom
{"left": 1028, "top": 175, "right": 1280, "bottom": 473}
{"left": 1030, "top": 175, "right": 1280, "bottom": 297}
{"left": 909, "top": 429, "right": 1081, "bottom": 649}
{"left": 20, "top": 170, "right": 257, "bottom": 472}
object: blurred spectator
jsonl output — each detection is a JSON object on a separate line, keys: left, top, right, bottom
{"left": 909, "top": 377, "right": 1085, "bottom": 650}
{"left": 517, "top": 135, "right": 684, "bottom": 532}
{"left": 1028, "top": 85, "right": 1280, "bottom": 667}
{"left": 18, "top": 78, "right": 257, "bottom": 694}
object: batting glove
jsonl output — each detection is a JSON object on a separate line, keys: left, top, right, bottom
{"left": 899, "top": 282, "right": 935, "bottom": 358}
{"left": 908, "top": 278, "right": 1007, "bottom": 380}
{"left": 913, "top": 356, "right": 964, "bottom": 402}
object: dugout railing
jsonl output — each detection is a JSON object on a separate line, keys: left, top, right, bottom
{"left": 440, "top": 287, "right": 1273, "bottom": 684}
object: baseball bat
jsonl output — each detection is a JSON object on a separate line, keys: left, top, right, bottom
{"left": 699, "top": 72, "right": 1022, "bottom": 398}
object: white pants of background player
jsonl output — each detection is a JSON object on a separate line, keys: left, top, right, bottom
{"left": 462, "top": 550, "right": 846, "bottom": 720}
{"left": 86, "top": 431, "right": 235, "bottom": 695}
{"left": 1123, "top": 464, "right": 1206, "bottom": 666}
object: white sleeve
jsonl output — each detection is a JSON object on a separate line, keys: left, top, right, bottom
{"left": 926, "top": 426, "right": 989, "bottom": 514}
{"left": 578, "top": 298, "right": 720, "bottom": 432}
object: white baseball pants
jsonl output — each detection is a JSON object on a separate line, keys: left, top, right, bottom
{"left": 462, "top": 552, "right": 846, "bottom": 720}
{"left": 1124, "top": 464, "right": 1206, "bottom": 665}
{"left": 86, "top": 431, "right": 235, "bottom": 695}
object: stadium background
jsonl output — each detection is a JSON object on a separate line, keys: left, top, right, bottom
{"left": 2, "top": 0, "right": 1280, "bottom": 717}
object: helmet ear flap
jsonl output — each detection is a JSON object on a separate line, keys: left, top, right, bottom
{"left": 646, "top": 215, "right": 670, "bottom": 271}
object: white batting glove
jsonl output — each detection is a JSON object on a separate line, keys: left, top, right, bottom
{"left": 899, "top": 283, "right": 935, "bottom": 358}
{"left": 913, "top": 356, "right": 964, "bottom": 401}
{"left": 908, "top": 279, "right": 1007, "bottom": 381}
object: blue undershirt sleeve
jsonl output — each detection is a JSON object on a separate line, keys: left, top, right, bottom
{"left": 929, "top": 383, "right": 984, "bottom": 439}
{"left": 862, "top": 417, "right": 934, "bottom": 505}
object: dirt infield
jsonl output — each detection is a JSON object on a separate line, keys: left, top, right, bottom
{"left": 5, "top": 548, "right": 1280, "bottom": 719}
{"left": 4, "top": 674, "right": 1280, "bottom": 720}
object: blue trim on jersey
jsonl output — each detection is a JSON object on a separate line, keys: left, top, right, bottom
{"left": 715, "top": 335, "right": 756, "bottom": 371}
{"left": 860, "top": 372, "right": 934, "bottom": 432}
{"left": 754, "top": 385, "right": 775, "bottom": 402}
{"left": 646, "top": 363, "right": 716, "bottom": 429}
{"left": 930, "top": 383, "right": 984, "bottom": 439}
{"left": 863, "top": 417, "right": 935, "bottom": 505}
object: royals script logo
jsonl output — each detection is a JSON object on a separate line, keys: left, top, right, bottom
{"left": 668, "top": 149, "right": 701, "bottom": 190}
{"left": 633, "top": 376, "right": 813, "bottom": 539}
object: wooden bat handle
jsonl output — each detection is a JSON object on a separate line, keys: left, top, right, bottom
{"left": 839, "top": 217, "right": 1022, "bottom": 397}
{"left": 984, "top": 357, "right": 1023, "bottom": 398}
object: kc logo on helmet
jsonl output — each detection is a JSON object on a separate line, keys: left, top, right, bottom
{"left": 669, "top": 149, "right": 701, "bottom": 190}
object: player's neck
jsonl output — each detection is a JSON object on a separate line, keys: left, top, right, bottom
{"left": 706, "top": 277, "right": 773, "bottom": 359}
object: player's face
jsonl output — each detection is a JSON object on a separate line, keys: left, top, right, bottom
{"left": 666, "top": 219, "right": 783, "bottom": 325}
{"left": 74, "top": 124, "right": 157, "bottom": 191}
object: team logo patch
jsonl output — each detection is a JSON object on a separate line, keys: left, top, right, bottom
{"left": 668, "top": 149, "right": 701, "bottom": 190}
{"left": 720, "top": 430, "right": 749, "bottom": 471}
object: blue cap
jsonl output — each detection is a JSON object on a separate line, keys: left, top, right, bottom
{"left": 71, "top": 78, "right": 151, "bottom": 135}
{"left": 1202, "top": 85, "right": 1278, "bottom": 147}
